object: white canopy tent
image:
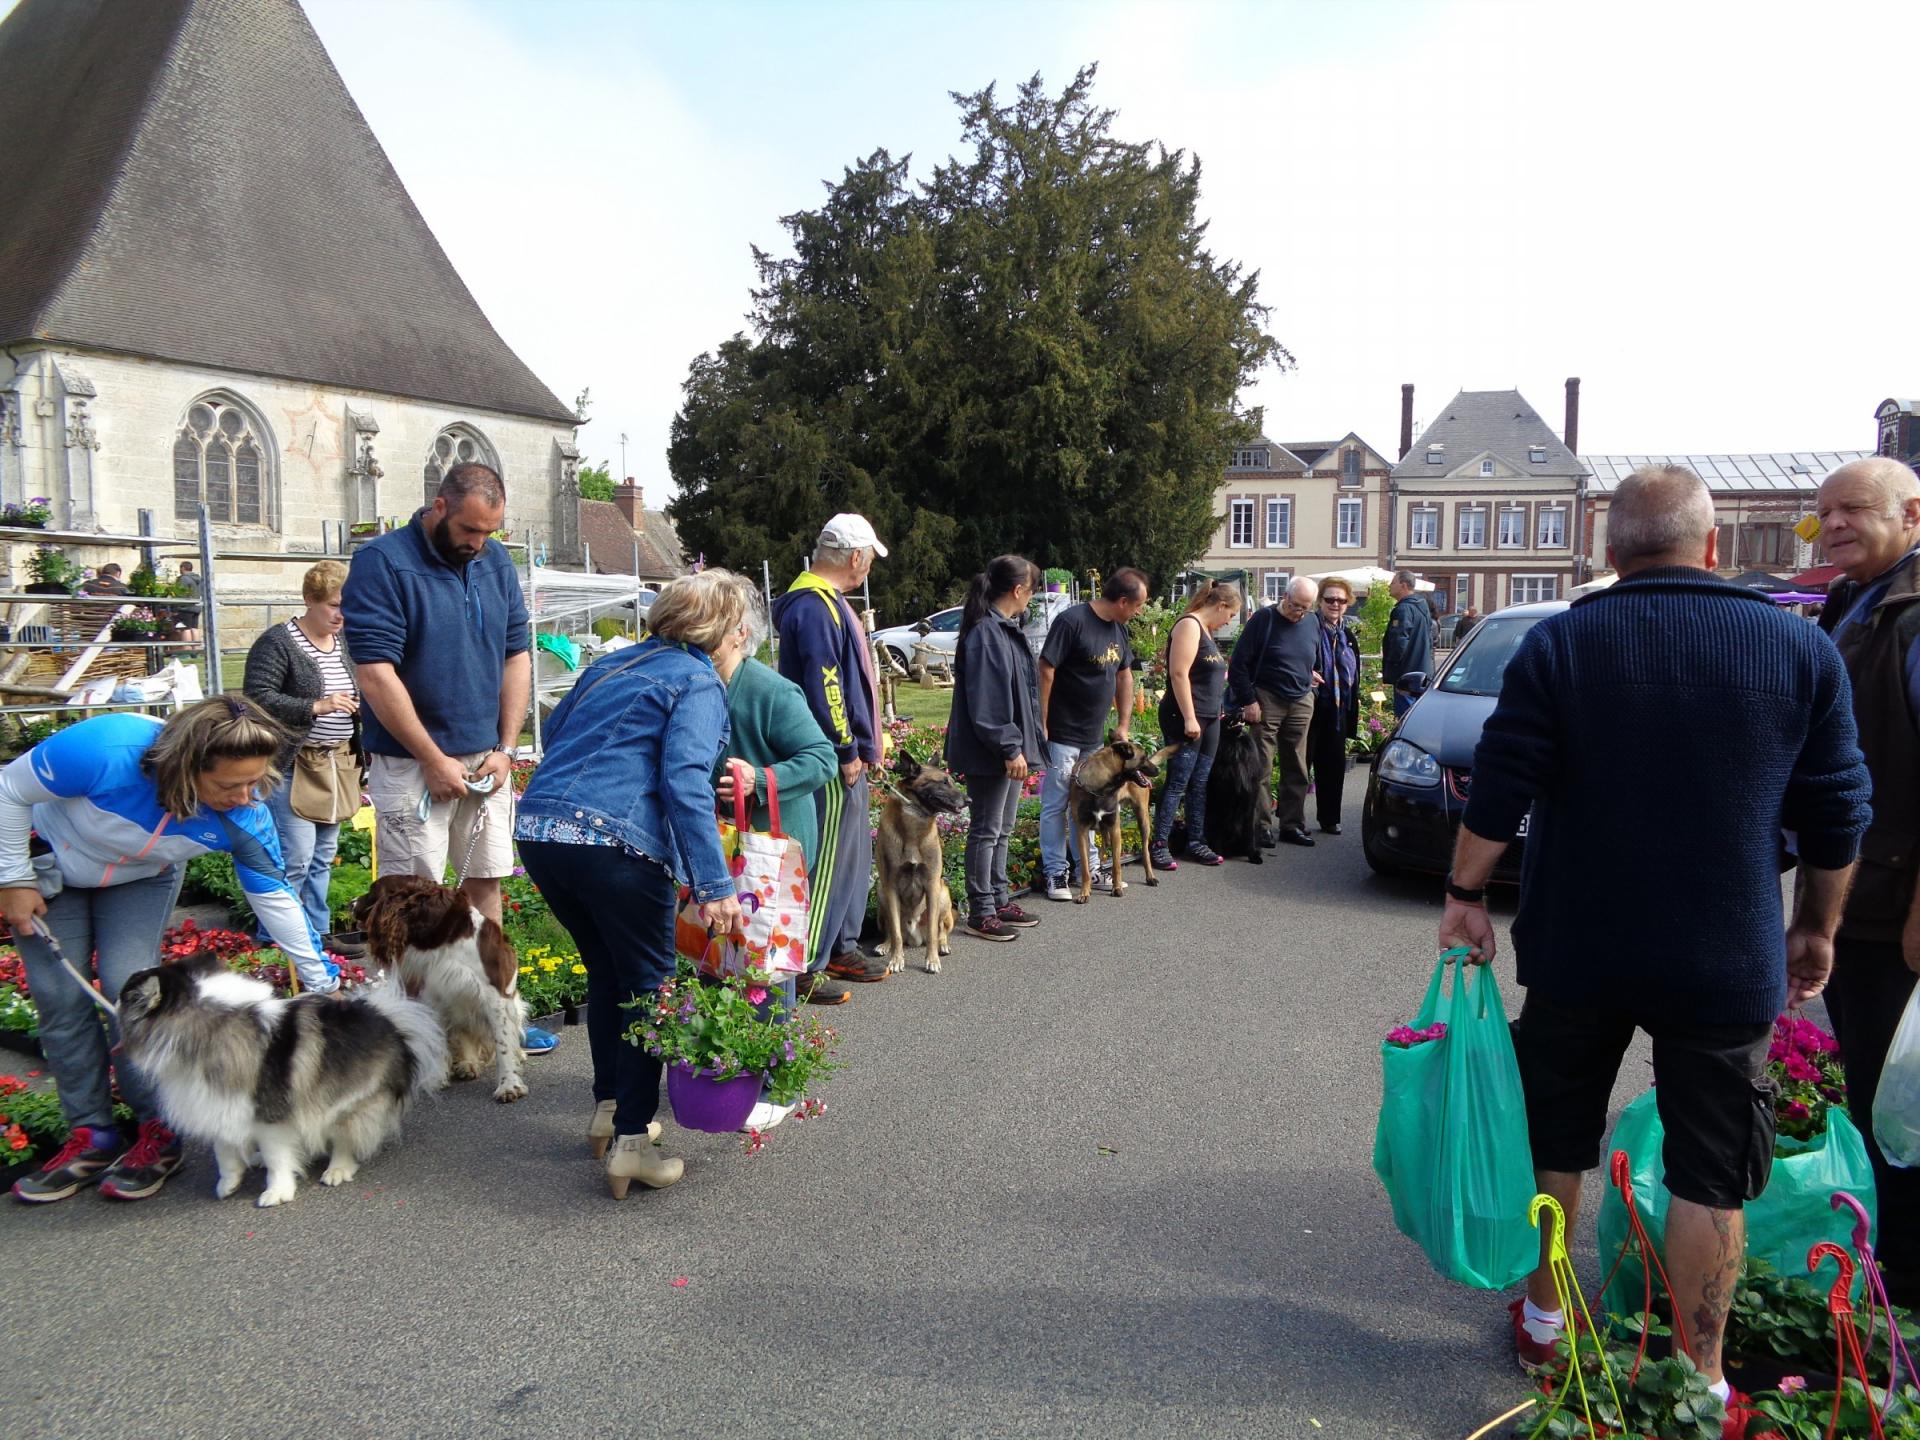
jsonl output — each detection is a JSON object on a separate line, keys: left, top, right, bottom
{"left": 1568, "top": 571, "right": 1617, "bottom": 598}
{"left": 1303, "top": 565, "right": 1435, "bottom": 593}
{"left": 522, "top": 564, "right": 655, "bottom": 753}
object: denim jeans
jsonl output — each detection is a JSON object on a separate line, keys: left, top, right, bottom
{"left": 962, "top": 771, "right": 1022, "bottom": 920}
{"left": 1152, "top": 717, "right": 1220, "bottom": 850}
{"left": 518, "top": 840, "right": 676, "bottom": 1135}
{"left": 264, "top": 784, "right": 341, "bottom": 942}
{"left": 1038, "top": 739, "right": 1095, "bottom": 881}
{"left": 17, "top": 866, "right": 184, "bottom": 1131}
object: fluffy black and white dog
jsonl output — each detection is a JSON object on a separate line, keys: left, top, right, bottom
{"left": 118, "top": 953, "right": 447, "bottom": 1207}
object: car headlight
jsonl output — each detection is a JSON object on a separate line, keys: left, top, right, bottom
{"left": 1378, "top": 738, "right": 1440, "bottom": 788}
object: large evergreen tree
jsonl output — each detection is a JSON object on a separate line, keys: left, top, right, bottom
{"left": 668, "top": 67, "right": 1287, "bottom": 620}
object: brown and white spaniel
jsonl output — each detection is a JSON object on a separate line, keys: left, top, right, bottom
{"left": 353, "top": 874, "right": 529, "bottom": 1104}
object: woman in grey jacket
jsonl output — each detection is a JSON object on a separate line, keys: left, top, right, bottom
{"left": 242, "top": 561, "right": 360, "bottom": 943}
{"left": 945, "top": 556, "right": 1046, "bottom": 944}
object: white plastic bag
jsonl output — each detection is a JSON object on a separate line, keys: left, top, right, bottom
{"left": 1876, "top": 983, "right": 1920, "bottom": 1169}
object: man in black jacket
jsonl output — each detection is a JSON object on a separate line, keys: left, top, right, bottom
{"left": 1815, "top": 455, "right": 1920, "bottom": 1305}
{"left": 1226, "top": 576, "right": 1320, "bottom": 847}
{"left": 1381, "top": 570, "right": 1433, "bottom": 717}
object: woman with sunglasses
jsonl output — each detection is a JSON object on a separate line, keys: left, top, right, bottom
{"left": 2, "top": 697, "right": 339, "bottom": 1205}
{"left": 1307, "top": 578, "right": 1362, "bottom": 835}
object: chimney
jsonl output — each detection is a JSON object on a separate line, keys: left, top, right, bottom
{"left": 614, "top": 478, "right": 643, "bottom": 529}
{"left": 1399, "top": 383, "right": 1415, "bottom": 459}
{"left": 1563, "top": 377, "right": 1581, "bottom": 455}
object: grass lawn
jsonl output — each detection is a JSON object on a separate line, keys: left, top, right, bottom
{"left": 884, "top": 682, "right": 953, "bottom": 730}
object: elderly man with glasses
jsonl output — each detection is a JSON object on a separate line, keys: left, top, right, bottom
{"left": 1225, "top": 576, "right": 1322, "bottom": 848}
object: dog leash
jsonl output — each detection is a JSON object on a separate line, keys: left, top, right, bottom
{"left": 29, "top": 915, "right": 120, "bottom": 1020}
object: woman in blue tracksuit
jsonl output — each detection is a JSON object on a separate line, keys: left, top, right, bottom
{"left": 2, "top": 699, "right": 336, "bottom": 1205}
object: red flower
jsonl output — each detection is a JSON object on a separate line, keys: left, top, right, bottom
{"left": 5, "top": 1122, "right": 26, "bottom": 1151}
{"left": 0, "top": 1075, "right": 25, "bottom": 1097}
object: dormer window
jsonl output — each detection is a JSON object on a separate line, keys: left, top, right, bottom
{"left": 1426, "top": 445, "right": 1444, "bottom": 465}
{"left": 1479, "top": 459, "right": 1495, "bottom": 477}
{"left": 1341, "top": 448, "right": 1362, "bottom": 486}
{"left": 1529, "top": 446, "right": 1546, "bottom": 464}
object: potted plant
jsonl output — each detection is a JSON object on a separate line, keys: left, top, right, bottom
{"left": 1043, "top": 566, "right": 1071, "bottom": 594}
{"left": 1, "top": 497, "right": 53, "bottom": 529}
{"left": 628, "top": 961, "right": 840, "bottom": 1140}
{"left": 109, "top": 607, "right": 168, "bottom": 642}
{"left": 24, "top": 546, "right": 78, "bottom": 595}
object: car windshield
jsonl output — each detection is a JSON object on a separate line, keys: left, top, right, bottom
{"left": 1437, "top": 615, "right": 1545, "bottom": 696}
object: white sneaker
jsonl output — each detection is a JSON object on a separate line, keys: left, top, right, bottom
{"left": 1044, "top": 872, "right": 1073, "bottom": 902}
{"left": 742, "top": 1100, "right": 796, "bottom": 1132}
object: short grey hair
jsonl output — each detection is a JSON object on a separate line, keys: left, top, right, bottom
{"left": 1824, "top": 456, "right": 1920, "bottom": 512}
{"left": 1391, "top": 569, "right": 1417, "bottom": 590}
{"left": 1608, "top": 465, "right": 1714, "bottom": 565}
{"left": 812, "top": 542, "right": 863, "bottom": 571}
{"left": 735, "top": 573, "right": 770, "bottom": 651}
{"left": 1285, "top": 576, "right": 1319, "bottom": 604}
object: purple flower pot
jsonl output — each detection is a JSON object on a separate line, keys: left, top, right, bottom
{"left": 666, "top": 1062, "right": 761, "bottom": 1134}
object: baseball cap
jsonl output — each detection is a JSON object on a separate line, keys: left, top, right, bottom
{"left": 818, "top": 512, "right": 889, "bottom": 558}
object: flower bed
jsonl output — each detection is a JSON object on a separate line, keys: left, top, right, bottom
{"left": 0, "top": 1072, "right": 132, "bottom": 1169}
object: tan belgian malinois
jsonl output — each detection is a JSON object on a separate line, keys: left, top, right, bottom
{"left": 874, "top": 750, "right": 968, "bottom": 973}
{"left": 1068, "top": 734, "right": 1180, "bottom": 903}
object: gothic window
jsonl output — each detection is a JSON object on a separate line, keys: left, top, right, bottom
{"left": 174, "top": 394, "right": 270, "bottom": 525}
{"left": 423, "top": 425, "right": 501, "bottom": 505}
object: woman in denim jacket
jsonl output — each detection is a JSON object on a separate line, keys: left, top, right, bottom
{"left": 515, "top": 571, "right": 746, "bottom": 1198}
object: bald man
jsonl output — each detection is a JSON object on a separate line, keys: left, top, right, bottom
{"left": 1815, "top": 455, "right": 1920, "bottom": 1306}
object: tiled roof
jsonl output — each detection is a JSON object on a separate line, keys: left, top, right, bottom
{"left": 579, "top": 500, "right": 684, "bottom": 580}
{"left": 0, "top": 0, "right": 577, "bottom": 424}
{"left": 1393, "top": 390, "right": 1585, "bottom": 480}
{"left": 1279, "top": 441, "right": 1337, "bottom": 468}
{"left": 1581, "top": 452, "right": 1871, "bottom": 494}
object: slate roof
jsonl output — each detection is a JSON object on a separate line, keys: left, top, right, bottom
{"left": 1392, "top": 390, "right": 1585, "bottom": 480}
{"left": 1279, "top": 442, "right": 1337, "bottom": 469}
{"left": 1581, "top": 453, "right": 1870, "bottom": 494}
{"left": 0, "top": 0, "right": 578, "bottom": 425}
{"left": 579, "top": 500, "right": 685, "bottom": 580}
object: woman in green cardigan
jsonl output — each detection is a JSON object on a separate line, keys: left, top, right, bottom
{"left": 709, "top": 581, "right": 840, "bottom": 1131}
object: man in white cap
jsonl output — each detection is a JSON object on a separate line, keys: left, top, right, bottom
{"left": 771, "top": 513, "right": 890, "bottom": 1000}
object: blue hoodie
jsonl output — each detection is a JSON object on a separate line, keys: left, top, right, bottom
{"left": 342, "top": 511, "right": 529, "bottom": 758}
{"left": 771, "top": 573, "right": 880, "bottom": 765}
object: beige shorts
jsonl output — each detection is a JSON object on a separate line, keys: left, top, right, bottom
{"left": 368, "top": 752, "right": 516, "bottom": 883}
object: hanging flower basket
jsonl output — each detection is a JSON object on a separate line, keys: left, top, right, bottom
{"left": 665, "top": 1062, "right": 762, "bottom": 1133}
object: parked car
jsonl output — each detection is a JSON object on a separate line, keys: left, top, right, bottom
{"left": 1360, "top": 599, "right": 1570, "bottom": 882}
{"left": 871, "top": 592, "right": 1072, "bottom": 670}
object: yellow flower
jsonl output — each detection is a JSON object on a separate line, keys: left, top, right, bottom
{"left": 541, "top": 958, "right": 560, "bottom": 971}
{"left": 518, "top": 966, "right": 532, "bottom": 975}
{"left": 570, "top": 963, "right": 587, "bottom": 975}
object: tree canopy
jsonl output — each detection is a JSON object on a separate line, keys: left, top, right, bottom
{"left": 667, "top": 67, "right": 1287, "bottom": 621}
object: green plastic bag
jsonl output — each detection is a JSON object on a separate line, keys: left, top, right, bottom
{"left": 1373, "top": 953, "right": 1539, "bottom": 1289}
{"left": 1597, "top": 1088, "right": 1878, "bottom": 1317}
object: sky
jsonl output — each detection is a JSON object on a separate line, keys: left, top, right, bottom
{"left": 20, "top": 0, "right": 1920, "bottom": 492}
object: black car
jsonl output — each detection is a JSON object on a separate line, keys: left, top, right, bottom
{"left": 1360, "top": 599, "right": 1570, "bottom": 882}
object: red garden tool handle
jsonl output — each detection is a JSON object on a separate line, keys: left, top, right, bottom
{"left": 1810, "top": 1242, "right": 1856, "bottom": 1317}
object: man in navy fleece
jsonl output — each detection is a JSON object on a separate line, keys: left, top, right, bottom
{"left": 344, "top": 464, "right": 554, "bottom": 1052}
{"left": 1438, "top": 465, "right": 1870, "bottom": 1422}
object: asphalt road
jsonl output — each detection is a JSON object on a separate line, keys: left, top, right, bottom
{"left": 3, "top": 828, "right": 1664, "bottom": 1440}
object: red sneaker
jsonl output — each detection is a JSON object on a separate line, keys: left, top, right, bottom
{"left": 1508, "top": 1297, "right": 1564, "bottom": 1374}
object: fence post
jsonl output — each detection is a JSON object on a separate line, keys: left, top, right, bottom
{"left": 198, "top": 505, "right": 221, "bottom": 694}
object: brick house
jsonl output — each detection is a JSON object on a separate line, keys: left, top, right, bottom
{"left": 1388, "top": 383, "right": 1586, "bottom": 614}
{"left": 1198, "top": 433, "right": 1393, "bottom": 604}
{"left": 578, "top": 482, "right": 685, "bottom": 584}
{"left": 0, "top": 0, "right": 584, "bottom": 571}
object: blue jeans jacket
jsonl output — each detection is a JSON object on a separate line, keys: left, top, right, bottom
{"left": 517, "top": 639, "right": 735, "bottom": 902}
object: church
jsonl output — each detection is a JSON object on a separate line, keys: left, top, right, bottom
{"left": 0, "top": 0, "right": 584, "bottom": 565}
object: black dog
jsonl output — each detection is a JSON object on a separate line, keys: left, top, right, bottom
{"left": 1204, "top": 714, "right": 1267, "bottom": 864}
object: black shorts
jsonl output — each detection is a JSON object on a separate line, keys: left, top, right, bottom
{"left": 1511, "top": 991, "right": 1776, "bottom": 1210}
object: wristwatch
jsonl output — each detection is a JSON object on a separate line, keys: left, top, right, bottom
{"left": 1444, "top": 875, "right": 1486, "bottom": 905}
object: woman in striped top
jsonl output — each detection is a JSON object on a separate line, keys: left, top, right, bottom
{"left": 242, "top": 561, "right": 361, "bottom": 943}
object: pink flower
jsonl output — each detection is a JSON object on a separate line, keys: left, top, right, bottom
{"left": 746, "top": 986, "right": 768, "bottom": 1006}
{"left": 1783, "top": 1099, "right": 1811, "bottom": 1120}
{"left": 1783, "top": 1054, "right": 1820, "bottom": 1084}
{"left": 1778, "top": 1376, "right": 1807, "bottom": 1394}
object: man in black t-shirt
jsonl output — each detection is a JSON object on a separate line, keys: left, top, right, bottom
{"left": 1035, "top": 568, "right": 1147, "bottom": 900}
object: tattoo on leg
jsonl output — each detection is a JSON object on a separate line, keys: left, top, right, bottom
{"left": 1690, "top": 1209, "right": 1741, "bottom": 1367}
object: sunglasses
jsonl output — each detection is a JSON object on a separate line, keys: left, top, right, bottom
{"left": 1322, "top": 597, "right": 1350, "bottom": 606}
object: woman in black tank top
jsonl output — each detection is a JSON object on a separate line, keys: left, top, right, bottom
{"left": 1151, "top": 584, "right": 1240, "bottom": 869}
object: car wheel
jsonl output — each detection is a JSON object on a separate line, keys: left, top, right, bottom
{"left": 885, "top": 646, "right": 911, "bottom": 671}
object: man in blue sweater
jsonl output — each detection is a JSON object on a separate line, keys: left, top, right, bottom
{"left": 1438, "top": 465, "right": 1870, "bottom": 1422}
{"left": 344, "top": 465, "right": 553, "bottom": 1051}
{"left": 1226, "top": 576, "right": 1321, "bottom": 847}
